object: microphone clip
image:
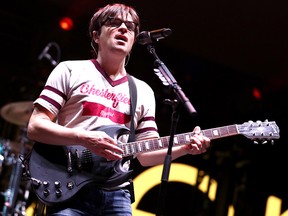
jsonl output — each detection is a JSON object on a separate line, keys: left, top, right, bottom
{"left": 137, "top": 28, "right": 172, "bottom": 45}
{"left": 38, "top": 42, "right": 61, "bottom": 67}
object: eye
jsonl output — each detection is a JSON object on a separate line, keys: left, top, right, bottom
{"left": 103, "top": 17, "right": 137, "bottom": 32}
{"left": 125, "top": 22, "right": 136, "bottom": 31}
{"left": 109, "top": 18, "right": 122, "bottom": 27}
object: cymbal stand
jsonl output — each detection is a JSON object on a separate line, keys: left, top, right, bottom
{"left": 1, "top": 128, "right": 28, "bottom": 216}
{"left": 1, "top": 156, "right": 22, "bottom": 215}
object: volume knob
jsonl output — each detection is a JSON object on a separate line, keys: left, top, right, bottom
{"left": 54, "top": 181, "right": 61, "bottom": 188}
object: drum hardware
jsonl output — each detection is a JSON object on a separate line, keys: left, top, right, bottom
{"left": 0, "top": 153, "right": 31, "bottom": 216}
{"left": 1, "top": 139, "right": 16, "bottom": 178}
{"left": 1, "top": 156, "right": 23, "bottom": 216}
{"left": 0, "top": 154, "right": 4, "bottom": 174}
{"left": 0, "top": 101, "right": 35, "bottom": 215}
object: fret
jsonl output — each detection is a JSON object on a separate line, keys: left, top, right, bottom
{"left": 152, "top": 139, "right": 159, "bottom": 151}
{"left": 180, "top": 133, "right": 190, "bottom": 145}
{"left": 137, "top": 141, "right": 142, "bottom": 153}
{"left": 152, "top": 139, "right": 157, "bottom": 149}
{"left": 175, "top": 134, "right": 182, "bottom": 145}
{"left": 203, "top": 129, "right": 213, "bottom": 139}
{"left": 158, "top": 137, "right": 164, "bottom": 149}
{"left": 144, "top": 140, "right": 150, "bottom": 151}
{"left": 129, "top": 143, "right": 133, "bottom": 154}
{"left": 228, "top": 125, "right": 238, "bottom": 135}
{"left": 184, "top": 134, "right": 190, "bottom": 144}
{"left": 173, "top": 136, "right": 179, "bottom": 145}
{"left": 149, "top": 139, "right": 155, "bottom": 151}
{"left": 211, "top": 128, "right": 221, "bottom": 138}
{"left": 161, "top": 137, "right": 169, "bottom": 149}
{"left": 219, "top": 126, "right": 230, "bottom": 137}
{"left": 149, "top": 140, "right": 154, "bottom": 151}
{"left": 123, "top": 145, "right": 129, "bottom": 156}
{"left": 158, "top": 138, "right": 163, "bottom": 148}
{"left": 130, "top": 142, "right": 136, "bottom": 154}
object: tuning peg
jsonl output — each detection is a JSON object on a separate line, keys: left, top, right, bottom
{"left": 253, "top": 141, "right": 259, "bottom": 145}
{"left": 261, "top": 140, "right": 268, "bottom": 145}
{"left": 256, "top": 120, "right": 262, "bottom": 126}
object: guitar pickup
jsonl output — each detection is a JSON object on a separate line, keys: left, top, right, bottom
{"left": 81, "top": 149, "right": 93, "bottom": 170}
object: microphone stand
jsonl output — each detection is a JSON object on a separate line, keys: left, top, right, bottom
{"left": 143, "top": 44, "right": 197, "bottom": 216}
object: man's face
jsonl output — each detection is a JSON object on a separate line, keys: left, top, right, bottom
{"left": 96, "top": 13, "right": 136, "bottom": 57}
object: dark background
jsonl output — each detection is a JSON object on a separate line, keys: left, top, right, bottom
{"left": 0, "top": 0, "right": 287, "bottom": 215}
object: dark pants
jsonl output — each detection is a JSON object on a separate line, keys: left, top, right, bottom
{"left": 46, "top": 185, "right": 132, "bottom": 216}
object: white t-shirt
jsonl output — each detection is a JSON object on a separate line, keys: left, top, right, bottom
{"left": 35, "top": 59, "right": 159, "bottom": 141}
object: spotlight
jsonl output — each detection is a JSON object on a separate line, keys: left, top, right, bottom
{"left": 59, "top": 17, "right": 74, "bottom": 31}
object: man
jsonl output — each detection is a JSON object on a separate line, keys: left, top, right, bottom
{"left": 27, "top": 3, "right": 210, "bottom": 216}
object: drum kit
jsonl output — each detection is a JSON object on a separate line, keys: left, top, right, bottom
{"left": 0, "top": 101, "right": 34, "bottom": 216}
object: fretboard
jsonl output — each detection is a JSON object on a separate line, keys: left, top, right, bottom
{"left": 120, "top": 124, "right": 239, "bottom": 157}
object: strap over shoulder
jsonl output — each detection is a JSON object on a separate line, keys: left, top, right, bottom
{"left": 127, "top": 74, "right": 137, "bottom": 142}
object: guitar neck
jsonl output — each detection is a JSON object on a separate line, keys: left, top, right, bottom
{"left": 120, "top": 124, "right": 239, "bottom": 157}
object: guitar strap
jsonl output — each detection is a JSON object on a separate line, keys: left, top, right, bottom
{"left": 127, "top": 74, "right": 137, "bottom": 143}
{"left": 126, "top": 74, "right": 137, "bottom": 203}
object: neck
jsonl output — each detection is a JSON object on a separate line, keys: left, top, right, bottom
{"left": 96, "top": 56, "right": 126, "bottom": 80}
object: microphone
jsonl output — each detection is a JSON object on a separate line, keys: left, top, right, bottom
{"left": 137, "top": 28, "right": 172, "bottom": 45}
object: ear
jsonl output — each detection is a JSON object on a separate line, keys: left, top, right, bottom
{"left": 92, "top": 30, "right": 99, "bottom": 43}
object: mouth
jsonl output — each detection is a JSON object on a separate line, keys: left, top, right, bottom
{"left": 115, "top": 34, "right": 128, "bottom": 43}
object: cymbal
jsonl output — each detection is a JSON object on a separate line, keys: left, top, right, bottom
{"left": 1, "top": 101, "right": 34, "bottom": 127}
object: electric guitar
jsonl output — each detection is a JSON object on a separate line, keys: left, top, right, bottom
{"left": 28, "top": 120, "right": 280, "bottom": 206}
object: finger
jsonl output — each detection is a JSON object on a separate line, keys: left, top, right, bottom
{"left": 189, "top": 136, "right": 203, "bottom": 148}
{"left": 190, "top": 143, "right": 200, "bottom": 151}
{"left": 96, "top": 137, "right": 123, "bottom": 154}
{"left": 204, "top": 139, "right": 210, "bottom": 149}
{"left": 189, "top": 145, "right": 201, "bottom": 154}
{"left": 106, "top": 143, "right": 123, "bottom": 154}
{"left": 191, "top": 145, "right": 207, "bottom": 154}
{"left": 193, "top": 126, "right": 201, "bottom": 135}
{"left": 104, "top": 148, "right": 122, "bottom": 160}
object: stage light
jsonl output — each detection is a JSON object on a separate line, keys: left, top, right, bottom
{"left": 59, "top": 17, "right": 74, "bottom": 31}
{"left": 252, "top": 87, "right": 262, "bottom": 100}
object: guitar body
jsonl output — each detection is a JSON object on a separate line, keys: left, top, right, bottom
{"left": 29, "top": 125, "right": 133, "bottom": 206}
